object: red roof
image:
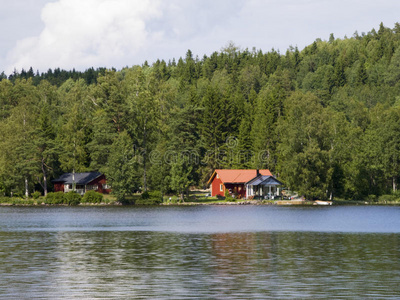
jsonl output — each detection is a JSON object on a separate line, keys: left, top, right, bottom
{"left": 208, "top": 169, "right": 272, "bottom": 184}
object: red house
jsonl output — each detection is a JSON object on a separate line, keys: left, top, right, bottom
{"left": 52, "top": 172, "right": 111, "bottom": 195}
{"left": 208, "top": 169, "right": 282, "bottom": 199}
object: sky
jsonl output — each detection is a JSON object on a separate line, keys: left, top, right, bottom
{"left": 1, "top": 0, "right": 400, "bottom": 75}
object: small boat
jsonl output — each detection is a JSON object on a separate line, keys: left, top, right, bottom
{"left": 314, "top": 200, "right": 333, "bottom": 205}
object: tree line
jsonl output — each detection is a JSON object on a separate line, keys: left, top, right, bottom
{"left": 2, "top": 22, "right": 400, "bottom": 201}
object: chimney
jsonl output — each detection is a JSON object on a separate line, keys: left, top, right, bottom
{"left": 256, "top": 169, "right": 260, "bottom": 177}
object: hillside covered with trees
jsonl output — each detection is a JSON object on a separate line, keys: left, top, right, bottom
{"left": 1, "top": 22, "right": 400, "bottom": 201}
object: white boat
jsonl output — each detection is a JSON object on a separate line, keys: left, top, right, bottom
{"left": 314, "top": 200, "right": 333, "bottom": 205}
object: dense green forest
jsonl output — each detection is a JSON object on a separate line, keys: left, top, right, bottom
{"left": 2, "top": 22, "right": 400, "bottom": 201}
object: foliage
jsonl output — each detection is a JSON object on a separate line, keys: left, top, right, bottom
{"left": 3, "top": 23, "right": 400, "bottom": 200}
{"left": 32, "top": 191, "right": 41, "bottom": 199}
{"left": 136, "top": 190, "right": 163, "bottom": 205}
{"left": 45, "top": 192, "right": 66, "bottom": 205}
{"left": 45, "top": 191, "right": 81, "bottom": 205}
{"left": 148, "top": 190, "right": 163, "bottom": 201}
{"left": 378, "top": 194, "right": 400, "bottom": 203}
{"left": 0, "top": 197, "right": 34, "bottom": 205}
{"left": 105, "top": 131, "right": 139, "bottom": 202}
{"left": 82, "top": 190, "right": 104, "bottom": 203}
{"left": 135, "top": 198, "right": 162, "bottom": 205}
{"left": 224, "top": 189, "right": 233, "bottom": 201}
{"left": 64, "top": 191, "right": 81, "bottom": 206}
{"left": 141, "top": 191, "right": 150, "bottom": 199}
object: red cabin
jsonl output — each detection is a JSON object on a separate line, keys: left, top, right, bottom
{"left": 208, "top": 169, "right": 273, "bottom": 199}
{"left": 52, "top": 172, "right": 111, "bottom": 195}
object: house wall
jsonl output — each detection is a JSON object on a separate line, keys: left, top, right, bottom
{"left": 54, "top": 183, "right": 64, "bottom": 193}
{"left": 211, "top": 178, "right": 247, "bottom": 198}
{"left": 88, "top": 174, "right": 111, "bottom": 194}
{"left": 211, "top": 175, "right": 225, "bottom": 197}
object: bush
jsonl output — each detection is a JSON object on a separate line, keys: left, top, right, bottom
{"left": 166, "top": 196, "right": 178, "bottom": 204}
{"left": 224, "top": 190, "right": 233, "bottom": 201}
{"left": 64, "top": 191, "right": 81, "bottom": 206}
{"left": 12, "top": 199, "right": 34, "bottom": 205}
{"left": 378, "top": 194, "right": 399, "bottom": 203}
{"left": 82, "top": 190, "right": 103, "bottom": 203}
{"left": 0, "top": 197, "right": 9, "bottom": 204}
{"left": 0, "top": 197, "right": 35, "bottom": 205}
{"left": 216, "top": 194, "right": 225, "bottom": 200}
{"left": 32, "top": 191, "right": 41, "bottom": 199}
{"left": 135, "top": 198, "right": 162, "bottom": 205}
{"left": 136, "top": 190, "right": 163, "bottom": 205}
{"left": 148, "top": 190, "right": 162, "bottom": 201}
{"left": 45, "top": 192, "right": 65, "bottom": 205}
{"left": 44, "top": 191, "right": 81, "bottom": 205}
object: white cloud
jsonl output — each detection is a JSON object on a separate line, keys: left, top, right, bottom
{"left": 4, "top": 0, "right": 400, "bottom": 74}
{"left": 5, "top": 0, "right": 244, "bottom": 73}
{"left": 5, "top": 0, "right": 163, "bottom": 73}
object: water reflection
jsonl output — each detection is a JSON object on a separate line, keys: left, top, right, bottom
{"left": 1, "top": 230, "right": 400, "bottom": 299}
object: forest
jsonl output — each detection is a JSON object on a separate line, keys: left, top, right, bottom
{"left": 1, "top": 22, "right": 400, "bottom": 201}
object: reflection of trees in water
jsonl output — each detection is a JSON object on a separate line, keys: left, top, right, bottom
{"left": 3, "top": 230, "right": 400, "bottom": 298}
{"left": 210, "top": 232, "right": 272, "bottom": 277}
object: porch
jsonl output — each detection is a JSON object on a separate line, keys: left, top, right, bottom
{"left": 245, "top": 175, "right": 283, "bottom": 200}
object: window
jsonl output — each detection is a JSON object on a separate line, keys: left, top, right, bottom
{"left": 102, "top": 184, "right": 111, "bottom": 189}
{"left": 220, "top": 184, "right": 224, "bottom": 192}
{"left": 86, "top": 185, "right": 98, "bottom": 191}
{"left": 216, "top": 173, "right": 219, "bottom": 179}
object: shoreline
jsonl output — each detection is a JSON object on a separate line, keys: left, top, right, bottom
{"left": 1, "top": 199, "right": 400, "bottom": 207}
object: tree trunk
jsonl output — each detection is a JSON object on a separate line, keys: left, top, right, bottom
{"left": 393, "top": 176, "right": 397, "bottom": 193}
{"left": 143, "top": 120, "right": 147, "bottom": 192}
{"left": 25, "top": 177, "right": 29, "bottom": 199}
{"left": 72, "top": 169, "right": 76, "bottom": 191}
{"left": 42, "top": 158, "right": 48, "bottom": 196}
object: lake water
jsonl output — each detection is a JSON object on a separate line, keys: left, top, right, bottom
{"left": 0, "top": 205, "right": 399, "bottom": 299}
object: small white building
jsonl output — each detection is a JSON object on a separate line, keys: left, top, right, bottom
{"left": 245, "top": 175, "right": 283, "bottom": 199}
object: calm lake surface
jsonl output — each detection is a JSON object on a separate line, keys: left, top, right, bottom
{"left": 1, "top": 205, "right": 400, "bottom": 299}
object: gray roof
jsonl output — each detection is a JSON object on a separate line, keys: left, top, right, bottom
{"left": 52, "top": 172, "right": 103, "bottom": 185}
{"left": 246, "top": 175, "right": 283, "bottom": 186}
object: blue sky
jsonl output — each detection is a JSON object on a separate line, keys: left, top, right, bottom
{"left": 1, "top": 0, "right": 400, "bottom": 75}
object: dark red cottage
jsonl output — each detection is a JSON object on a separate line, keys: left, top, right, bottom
{"left": 52, "top": 172, "right": 111, "bottom": 195}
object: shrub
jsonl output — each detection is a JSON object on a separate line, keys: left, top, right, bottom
{"left": 366, "top": 194, "right": 377, "bottom": 202}
{"left": 82, "top": 190, "right": 103, "bottom": 203}
{"left": 45, "top": 192, "right": 65, "bottom": 205}
{"left": 378, "top": 194, "right": 399, "bottom": 203}
{"left": 0, "top": 197, "right": 12, "bottom": 204}
{"left": 167, "top": 197, "right": 178, "bottom": 204}
{"left": 32, "top": 191, "right": 41, "bottom": 199}
{"left": 64, "top": 191, "right": 81, "bottom": 206}
{"left": 11, "top": 192, "right": 22, "bottom": 198}
{"left": 12, "top": 199, "right": 34, "bottom": 205}
{"left": 217, "top": 194, "right": 225, "bottom": 200}
{"left": 136, "top": 190, "right": 163, "bottom": 205}
{"left": 224, "top": 190, "right": 233, "bottom": 201}
{"left": 0, "top": 197, "right": 35, "bottom": 205}
{"left": 148, "top": 190, "right": 162, "bottom": 201}
{"left": 135, "top": 198, "right": 162, "bottom": 205}
{"left": 141, "top": 191, "right": 150, "bottom": 199}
